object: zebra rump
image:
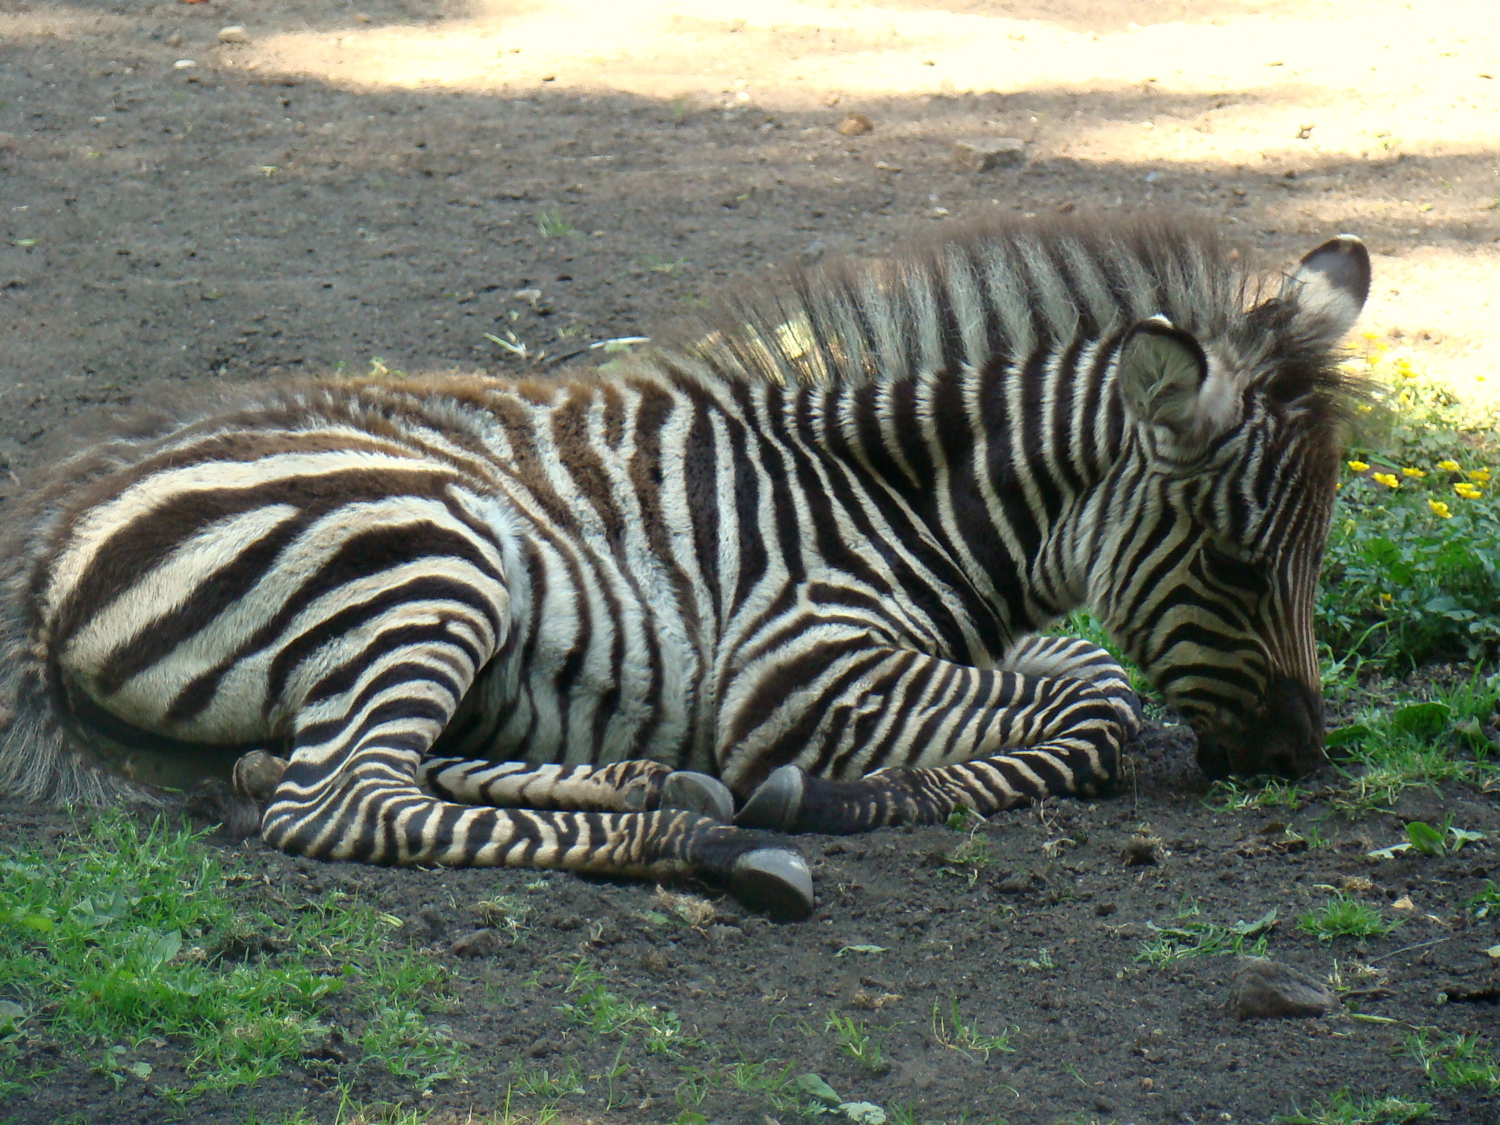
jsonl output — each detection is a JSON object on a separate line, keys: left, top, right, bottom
{"left": 0, "top": 216, "right": 1370, "bottom": 919}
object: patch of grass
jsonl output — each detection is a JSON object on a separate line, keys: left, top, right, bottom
{"left": 510, "top": 1058, "right": 584, "bottom": 1100}
{"left": 1325, "top": 677, "right": 1499, "bottom": 812}
{"left": 473, "top": 892, "right": 533, "bottom": 942}
{"left": 1208, "top": 777, "right": 1311, "bottom": 812}
{"left": 1297, "top": 896, "right": 1396, "bottom": 942}
{"left": 824, "top": 1011, "right": 887, "bottom": 1074}
{"left": 0, "top": 812, "right": 463, "bottom": 1099}
{"left": 1318, "top": 343, "right": 1500, "bottom": 672}
{"left": 938, "top": 826, "right": 992, "bottom": 888}
{"left": 558, "top": 959, "right": 697, "bottom": 1055}
{"left": 930, "top": 998, "right": 1014, "bottom": 1061}
{"left": 1135, "top": 909, "right": 1276, "bottom": 967}
{"left": 1274, "top": 1087, "right": 1432, "bottom": 1124}
{"left": 1403, "top": 1030, "right": 1500, "bottom": 1093}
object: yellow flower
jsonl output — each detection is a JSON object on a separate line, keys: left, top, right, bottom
{"left": 1395, "top": 359, "right": 1417, "bottom": 379}
{"left": 1347, "top": 460, "right": 1370, "bottom": 473}
{"left": 1455, "top": 482, "right": 1483, "bottom": 499}
{"left": 1379, "top": 592, "right": 1393, "bottom": 602}
{"left": 1401, "top": 467, "right": 1426, "bottom": 478}
{"left": 1436, "top": 460, "right": 1462, "bottom": 472}
{"left": 1468, "top": 467, "right": 1492, "bottom": 484}
{"left": 1428, "top": 499, "right": 1452, "bottom": 518}
{"left": 1371, "top": 472, "right": 1400, "bottom": 489}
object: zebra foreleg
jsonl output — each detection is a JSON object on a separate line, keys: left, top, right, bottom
{"left": 731, "top": 654, "right": 1135, "bottom": 835}
{"left": 418, "top": 757, "right": 734, "bottom": 821}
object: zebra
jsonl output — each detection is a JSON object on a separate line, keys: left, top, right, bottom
{"left": 0, "top": 218, "right": 1370, "bottom": 921}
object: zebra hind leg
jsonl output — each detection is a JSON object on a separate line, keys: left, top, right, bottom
{"left": 734, "top": 636, "right": 1138, "bottom": 836}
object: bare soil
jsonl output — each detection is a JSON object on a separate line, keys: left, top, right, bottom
{"left": 2, "top": 2, "right": 1499, "bottom": 1123}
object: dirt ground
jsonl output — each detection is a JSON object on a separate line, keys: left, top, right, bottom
{"left": 2, "top": 1, "right": 1500, "bottom": 1123}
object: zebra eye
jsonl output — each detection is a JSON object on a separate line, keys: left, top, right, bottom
{"left": 1202, "top": 539, "right": 1271, "bottom": 597}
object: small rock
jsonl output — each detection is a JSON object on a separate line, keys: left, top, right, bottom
{"left": 1094, "top": 902, "right": 1118, "bottom": 916}
{"left": 1338, "top": 874, "right": 1376, "bottom": 894}
{"left": 1230, "top": 957, "right": 1337, "bottom": 1020}
{"left": 165, "top": 32, "right": 184, "bottom": 47}
{"left": 0, "top": 133, "right": 16, "bottom": 154}
{"left": 836, "top": 113, "right": 873, "bottom": 137}
{"left": 953, "top": 138, "right": 1026, "bottom": 172}
{"left": 802, "top": 239, "right": 827, "bottom": 260}
{"left": 547, "top": 912, "right": 584, "bottom": 931}
{"left": 641, "top": 949, "right": 671, "bottom": 973}
{"left": 994, "top": 870, "right": 1033, "bottom": 894}
{"left": 526, "top": 1036, "right": 554, "bottom": 1058}
{"left": 217, "top": 25, "right": 250, "bottom": 44}
{"left": 173, "top": 59, "right": 197, "bottom": 70}
{"left": 450, "top": 928, "right": 501, "bottom": 958}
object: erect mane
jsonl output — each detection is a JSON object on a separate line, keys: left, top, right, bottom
{"left": 661, "top": 215, "right": 1371, "bottom": 442}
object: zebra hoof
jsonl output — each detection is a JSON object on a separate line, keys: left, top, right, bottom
{"left": 729, "top": 848, "right": 814, "bottom": 922}
{"left": 660, "top": 771, "right": 734, "bottom": 822}
{"left": 232, "top": 750, "right": 287, "bottom": 802}
{"left": 733, "top": 764, "right": 804, "bottom": 832}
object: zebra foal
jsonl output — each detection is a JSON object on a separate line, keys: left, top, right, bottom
{"left": 0, "top": 219, "right": 1370, "bottom": 920}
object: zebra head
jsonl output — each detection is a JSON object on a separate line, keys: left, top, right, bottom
{"left": 1096, "top": 235, "right": 1371, "bottom": 780}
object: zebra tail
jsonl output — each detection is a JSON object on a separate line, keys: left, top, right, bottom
{"left": 0, "top": 452, "right": 161, "bottom": 808}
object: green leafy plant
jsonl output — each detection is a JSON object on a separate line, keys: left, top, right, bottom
{"left": 1318, "top": 345, "right": 1500, "bottom": 671}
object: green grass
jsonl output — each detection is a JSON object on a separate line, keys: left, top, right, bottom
{"left": 1403, "top": 1031, "right": 1500, "bottom": 1093}
{"left": 1296, "top": 895, "right": 1396, "bottom": 941}
{"left": 1466, "top": 880, "right": 1500, "bottom": 919}
{"left": 1273, "top": 1087, "right": 1432, "bottom": 1124}
{"left": 0, "top": 812, "right": 464, "bottom": 1099}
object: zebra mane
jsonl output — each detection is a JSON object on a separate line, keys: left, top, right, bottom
{"left": 670, "top": 215, "right": 1371, "bottom": 439}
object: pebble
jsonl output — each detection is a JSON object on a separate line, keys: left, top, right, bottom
{"left": 217, "top": 25, "right": 250, "bottom": 45}
{"left": 836, "top": 113, "right": 873, "bottom": 137}
{"left": 953, "top": 138, "right": 1026, "bottom": 172}
{"left": 449, "top": 928, "right": 501, "bottom": 958}
{"left": 1230, "top": 957, "right": 1337, "bottom": 1020}
{"left": 0, "top": 133, "right": 15, "bottom": 154}
{"left": 173, "top": 59, "right": 197, "bottom": 70}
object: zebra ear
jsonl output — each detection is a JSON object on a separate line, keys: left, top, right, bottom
{"left": 1117, "top": 317, "right": 1229, "bottom": 451}
{"left": 1284, "top": 234, "right": 1370, "bottom": 340}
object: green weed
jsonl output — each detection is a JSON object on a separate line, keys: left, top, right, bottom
{"left": 1466, "top": 880, "right": 1500, "bottom": 919}
{"left": 930, "top": 998, "right": 1015, "bottom": 1060}
{"left": 1208, "top": 777, "right": 1311, "bottom": 812}
{"left": 1296, "top": 896, "right": 1396, "bottom": 941}
{"left": 537, "top": 208, "right": 579, "bottom": 238}
{"left": 1135, "top": 909, "right": 1276, "bottom": 966}
{"left": 824, "top": 1011, "right": 887, "bottom": 1074}
{"left": 1274, "top": 1087, "right": 1431, "bottom": 1124}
